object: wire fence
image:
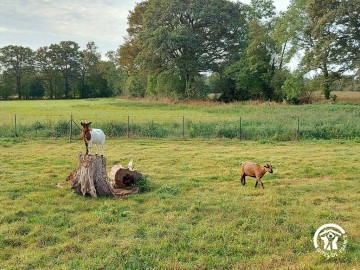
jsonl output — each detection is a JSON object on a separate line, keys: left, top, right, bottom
{"left": 2, "top": 112, "right": 359, "bottom": 141}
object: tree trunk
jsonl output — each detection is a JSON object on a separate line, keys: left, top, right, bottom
{"left": 323, "top": 64, "right": 331, "bottom": 100}
{"left": 64, "top": 72, "right": 70, "bottom": 98}
{"left": 279, "top": 41, "right": 287, "bottom": 70}
{"left": 70, "top": 154, "right": 113, "bottom": 197}
{"left": 108, "top": 165, "right": 142, "bottom": 188}
{"left": 16, "top": 75, "right": 22, "bottom": 99}
{"left": 184, "top": 71, "right": 195, "bottom": 99}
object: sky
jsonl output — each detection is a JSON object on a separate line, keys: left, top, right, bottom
{"left": 0, "top": 0, "right": 290, "bottom": 57}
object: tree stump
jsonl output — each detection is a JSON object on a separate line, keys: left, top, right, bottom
{"left": 70, "top": 154, "right": 113, "bottom": 197}
{"left": 108, "top": 165, "right": 142, "bottom": 188}
{"left": 66, "top": 156, "right": 143, "bottom": 198}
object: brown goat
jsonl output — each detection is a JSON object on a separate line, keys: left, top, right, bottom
{"left": 240, "top": 161, "right": 273, "bottom": 188}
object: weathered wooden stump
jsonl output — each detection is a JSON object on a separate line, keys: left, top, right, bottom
{"left": 108, "top": 164, "right": 142, "bottom": 188}
{"left": 66, "top": 156, "right": 143, "bottom": 198}
{"left": 69, "top": 154, "right": 113, "bottom": 197}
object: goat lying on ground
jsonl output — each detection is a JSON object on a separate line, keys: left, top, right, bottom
{"left": 240, "top": 161, "right": 273, "bottom": 188}
{"left": 80, "top": 121, "right": 105, "bottom": 156}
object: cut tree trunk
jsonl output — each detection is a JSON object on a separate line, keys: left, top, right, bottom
{"left": 108, "top": 165, "right": 142, "bottom": 188}
{"left": 70, "top": 154, "right": 114, "bottom": 197}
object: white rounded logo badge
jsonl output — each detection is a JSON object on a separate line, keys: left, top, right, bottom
{"left": 313, "top": 223, "right": 348, "bottom": 258}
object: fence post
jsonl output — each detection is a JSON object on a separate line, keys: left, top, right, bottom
{"left": 127, "top": 115, "right": 130, "bottom": 138}
{"left": 69, "top": 113, "right": 73, "bottom": 143}
{"left": 239, "top": 116, "right": 242, "bottom": 140}
{"left": 182, "top": 116, "right": 185, "bottom": 140}
{"left": 14, "top": 113, "right": 17, "bottom": 137}
{"left": 297, "top": 116, "right": 300, "bottom": 141}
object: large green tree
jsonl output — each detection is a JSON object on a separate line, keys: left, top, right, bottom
{"left": 328, "top": 0, "right": 360, "bottom": 71}
{"left": 120, "top": 0, "right": 248, "bottom": 98}
{"left": 282, "top": 0, "right": 359, "bottom": 99}
{"left": 79, "top": 41, "right": 101, "bottom": 98}
{"left": 49, "top": 41, "right": 81, "bottom": 98}
{"left": 36, "top": 46, "right": 59, "bottom": 98}
{"left": 118, "top": 2, "right": 147, "bottom": 75}
{"left": 225, "top": 0, "right": 280, "bottom": 101}
{"left": 104, "top": 51, "right": 128, "bottom": 96}
{"left": 226, "top": 20, "right": 275, "bottom": 100}
{"left": 0, "top": 45, "right": 34, "bottom": 99}
{"left": 0, "top": 73, "right": 16, "bottom": 99}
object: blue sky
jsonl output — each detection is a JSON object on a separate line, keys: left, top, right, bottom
{"left": 0, "top": 0, "right": 290, "bottom": 56}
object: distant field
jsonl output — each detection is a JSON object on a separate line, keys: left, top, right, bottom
{"left": 0, "top": 98, "right": 359, "bottom": 140}
{"left": 332, "top": 91, "right": 360, "bottom": 104}
{"left": 0, "top": 138, "right": 359, "bottom": 269}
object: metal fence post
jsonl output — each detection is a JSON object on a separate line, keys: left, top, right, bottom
{"left": 69, "top": 113, "right": 73, "bottom": 143}
{"left": 239, "top": 116, "right": 242, "bottom": 140}
{"left": 297, "top": 116, "right": 300, "bottom": 141}
{"left": 127, "top": 115, "right": 130, "bottom": 138}
{"left": 182, "top": 116, "right": 185, "bottom": 140}
{"left": 14, "top": 113, "right": 17, "bottom": 137}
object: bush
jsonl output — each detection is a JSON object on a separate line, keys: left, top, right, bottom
{"left": 124, "top": 75, "right": 147, "bottom": 98}
{"left": 155, "top": 71, "right": 185, "bottom": 100}
{"left": 53, "top": 121, "right": 70, "bottom": 137}
{"left": 282, "top": 72, "right": 304, "bottom": 104}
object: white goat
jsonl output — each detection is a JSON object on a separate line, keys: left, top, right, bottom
{"left": 80, "top": 121, "right": 105, "bottom": 156}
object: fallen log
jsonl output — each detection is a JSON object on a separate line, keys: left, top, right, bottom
{"left": 108, "top": 164, "right": 142, "bottom": 188}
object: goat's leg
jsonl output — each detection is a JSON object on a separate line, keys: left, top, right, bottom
{"left": 260, "top": 179, "right": 265, "bottom": 189}
{"left": 88, "top": 141, "right": 92, "bottom": 155}
{"left": 101, "top": 143, "right": 104, "bottom": 156}
{"left": 85, "top": 141, "right": 89, "bottom": 155}
{"left": 95, "top": 143, "right": 99, "bottom": 155}
{"left": 255, "top": 180, "right": 258, "bottom": 188}
{"left": 241, "top": 174, "right": 246, "bottom": 185}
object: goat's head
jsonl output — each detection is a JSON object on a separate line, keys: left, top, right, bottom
{"left": 80, "top": 121, "right": 92, "bottom": 141}
{"left": 264, "top": 164, "right": 273, "bottom": 173}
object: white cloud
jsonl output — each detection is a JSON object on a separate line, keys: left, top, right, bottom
{"left": 238, "top": 0, "right": 290, "bottom": 12}
{"left": 0, "top": 0, "right": 137, "bottom": 54}
{"left": 0, "top": 0, "right": 291, "bottom": 56}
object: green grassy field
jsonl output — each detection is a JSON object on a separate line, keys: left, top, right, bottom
{"left": 0, "top": 138, "right": 359, "bottom": 269}
{"left": 0, "top": 99, "right": 359, "bottom": 269}
{"left": 1, "top": 98, "right": 360, "bottom": 140}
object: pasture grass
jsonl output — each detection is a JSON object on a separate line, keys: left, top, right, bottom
{"left": 0, "top": 138, "right": 359, "bottom": 269}
{"left": 0, "top": 98, "right": 360, "bottom": 140}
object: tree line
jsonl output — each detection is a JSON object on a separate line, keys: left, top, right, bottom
{"left": 0, "top": 41, "right": 127, "bottom": 99}
{"left": 0, "top": 0, "right": 359, "bottom": 102}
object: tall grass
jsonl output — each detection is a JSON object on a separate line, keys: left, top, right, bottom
{"left": 0, "top": 98, "right": 359, "bottom": 140}
{"left": 0, "top": 116, "right": 359, "bottom": 141}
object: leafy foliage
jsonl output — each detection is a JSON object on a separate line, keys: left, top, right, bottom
{"left": 0, "top": 0, "right": 358, "bottom": 101}
{"left": 0, "top": 42, "right": 125, "bottom": 99}
{"left": 119, "top": 0, "right": 248, "bottom": 98}
{"left": 281, "top": 0, "right": 360, "bottom": 99}
{"left": 282, "top": 72, "right": 305, "bottom": 104}
{"left": 0, "top": 45, "right": 35, "bottom": 99}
